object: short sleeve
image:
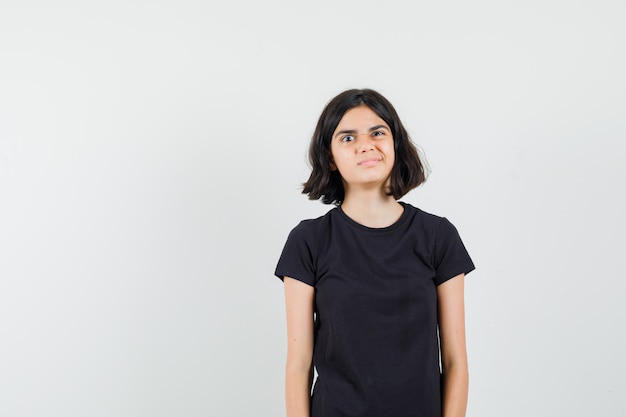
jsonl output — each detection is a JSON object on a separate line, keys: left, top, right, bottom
{"left": 274, "top": 222, "right": 316, "bottom": 287}
{"left": 433, "top": 218, "right": 475, "bottom": 286}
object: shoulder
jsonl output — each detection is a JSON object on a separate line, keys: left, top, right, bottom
{"left": 400, "top": 203, "right": 467, "bottom": 255}
{"left": 405, "top": 204, "right": 440, "bottom": 220}
{"left": 401, "top": 202, "right": 450, "bottom": 233}
{"left": 286, "top": 207, "right": 338, "bottom": 240}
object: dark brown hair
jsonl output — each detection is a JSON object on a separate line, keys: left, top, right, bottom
{"left": 302, "top": 88, "right": 427, "bottom": 205}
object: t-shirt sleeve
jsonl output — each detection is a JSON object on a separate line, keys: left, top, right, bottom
{"left": 433, "top": 217, "right": 475, "bottom": 286}
{"left": 274, "top": 222, "right": 316, "bottom": 287}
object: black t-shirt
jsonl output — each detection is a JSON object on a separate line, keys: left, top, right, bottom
{"left": 275, "top": 202, "right": 475, "bottom": 417}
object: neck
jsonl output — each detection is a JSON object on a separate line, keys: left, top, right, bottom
{"left": 340, "top": 190, "right": 404, "bottom": 228}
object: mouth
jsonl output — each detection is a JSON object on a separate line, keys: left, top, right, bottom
{"left": 357, "top": 158, "right": 381, "bottom": 167}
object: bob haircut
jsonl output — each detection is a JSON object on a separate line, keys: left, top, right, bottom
{"left": 303, "top": 88, "right": 427, "bottom": 205}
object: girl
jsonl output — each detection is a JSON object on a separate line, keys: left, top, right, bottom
{"left": 275, "top": 88, "right": 475, "bottom": 417}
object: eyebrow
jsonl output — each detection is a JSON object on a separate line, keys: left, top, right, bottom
{"left": 333, "top": 125, "right": 390, "bottom": 139}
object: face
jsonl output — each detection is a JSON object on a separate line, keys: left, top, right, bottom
{"left": 330, "top": 105, "right": 395, "bottom": 193}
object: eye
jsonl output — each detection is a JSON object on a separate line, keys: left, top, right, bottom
{"left": 341, "top": 135, "right": 355, "bottom": 143}
{"left": 372, "top": 130, "right": 385, "bottom": 137}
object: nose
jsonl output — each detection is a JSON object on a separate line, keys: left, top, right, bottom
{"left": 357, "top": 137, "right": 375, "bottom": 153}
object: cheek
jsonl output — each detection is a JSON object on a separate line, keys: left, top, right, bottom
{"left": 386, "top": 144, "right": 396, "bottom": 165}
{"left": 332, "top": 148, "right": 351, "bottom": 164}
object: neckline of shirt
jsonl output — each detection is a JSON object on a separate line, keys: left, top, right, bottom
{"left": 335, "top": 201, "right": 412, "bottom": 233}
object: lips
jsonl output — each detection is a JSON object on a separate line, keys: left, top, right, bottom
{"left": 357, "top": 158, "right": 381, "bottom": 167}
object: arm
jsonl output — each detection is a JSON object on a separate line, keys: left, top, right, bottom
{"left": 437, "top": 273, "right": 468, "bottom": 417}
{"left": 283, "top": 277, "right": 315, "bottom": 417}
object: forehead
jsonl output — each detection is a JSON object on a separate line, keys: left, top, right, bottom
{"left": 334, "top": 106, "right": 388, "bottom": 130}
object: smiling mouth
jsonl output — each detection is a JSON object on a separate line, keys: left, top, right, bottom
{"left": 358, "top": 158, "right": 381, "bottom": 167}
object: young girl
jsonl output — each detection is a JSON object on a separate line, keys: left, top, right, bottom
{"left": 275, "top": 88, "right": 475, "bottom": 417}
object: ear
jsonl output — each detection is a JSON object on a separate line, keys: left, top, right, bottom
{"left": 327, "top": 151, "right": 337, "bottom": 171}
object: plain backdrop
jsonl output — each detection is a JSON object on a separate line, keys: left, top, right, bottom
{"left": 1, "top": 1, "right": 625, "bottom": 416}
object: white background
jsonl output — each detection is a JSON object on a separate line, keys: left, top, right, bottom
{"left": 1, "top": 1, "right": 625, "bottom": 416}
